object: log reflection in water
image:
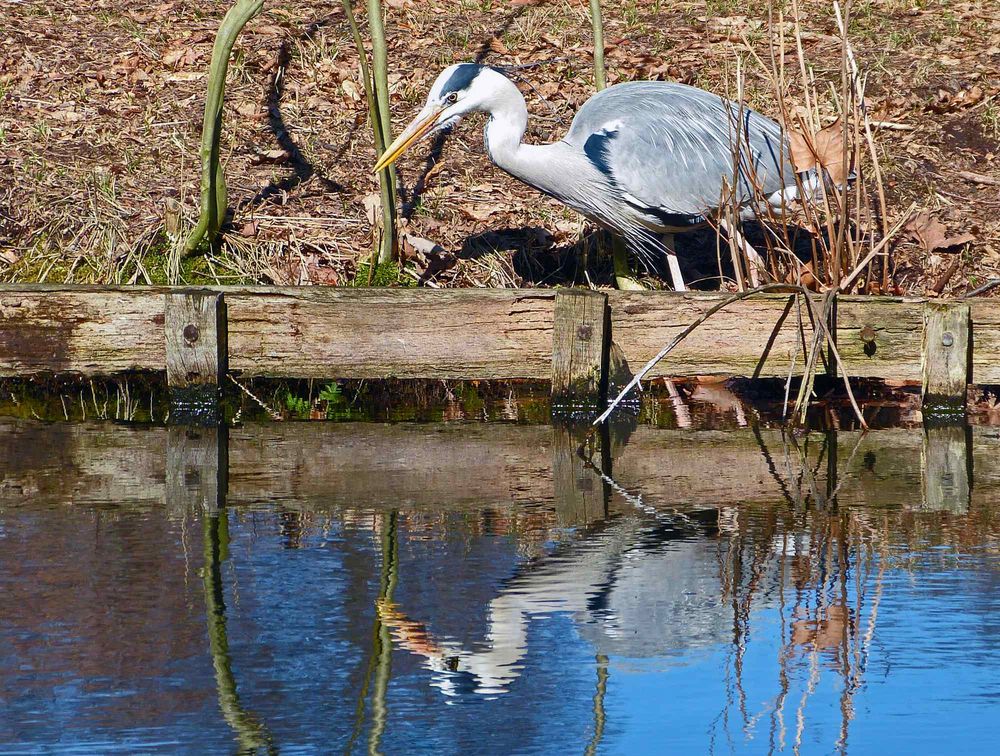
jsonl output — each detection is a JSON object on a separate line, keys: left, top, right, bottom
{"left": 3, "top": 415, "right": 996, "bottom": 752}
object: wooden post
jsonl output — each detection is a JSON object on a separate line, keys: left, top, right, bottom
{"left": 921, "top": 302, "right": 970, "bottom": 415}
{"left": 165, "top": 291, "right": 227, "bottom": 424}
{"left": 166, "top": 424, "right": 229, "bottom": 515}
{"left": 920, "top": 423, "right": 971, "bottom": 513}
{"left": 551, "top": 289, "right": 610, "bottom": 412}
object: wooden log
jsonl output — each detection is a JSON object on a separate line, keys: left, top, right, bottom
{"left": 920, "top": 424, "right": 971, "bottom": 513}
{"left": 166, "top": 425, "right": 228, "bottom": 515}
{"left": 3, "top": 286, "right": 1000, "bottom": 388}
{"left": 551, "top": 289, "right": 609, "bottom": 410}
{"left": 0, "top": 285, "right": 165, "bottom": 375}
{"left": 165, "top": 290, "right": 227, "bottom": 424}
{"left": 225, "top": 288, "right": 555, "bottom": 379}
{"left": 921, "top": 302, "right": 970, "bottom": 413}
{"left": 607, "top": 291, "right": 812, "bottom": 380}
{"left": 606, "top": 340, "right": 637, "bottom": 409}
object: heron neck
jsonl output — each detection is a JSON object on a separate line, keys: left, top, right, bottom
{"left": 482, "top": 91, "right": 555, "bottom": 191}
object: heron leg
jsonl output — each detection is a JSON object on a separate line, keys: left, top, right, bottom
{"left": 663, "top": 234, "right": 687, "bottom": 292}
{"left": 612, "top": 236, "right": 644, "bottom": 290}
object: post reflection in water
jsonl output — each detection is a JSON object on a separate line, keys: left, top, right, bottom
{"left": 1, "top": 415, "right": 998, "bottom": 754}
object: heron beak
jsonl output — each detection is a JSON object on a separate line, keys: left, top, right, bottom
{"left": 372, "top": 105, "right": 445, "bottom": 174}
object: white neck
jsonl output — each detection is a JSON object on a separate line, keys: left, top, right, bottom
{"left": 480, "top": 78, "right": 566, "bottom": 195}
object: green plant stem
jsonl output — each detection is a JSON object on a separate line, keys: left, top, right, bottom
{"left": 590, "top": 0, "right": 643, "bottom": 291}
{"left": 343, "top": 1, "right": 381, "bottom": 154}
{"left": 612, "top": 237, "right": 643, "bottom": 290}
{"left": 367, "top": 0, "right": 398, "bottom": 264}
{"left": 185, "top": 0, "right": 265, "bottom": 255}
{"left": 589, "top": 0, "right": 607, "bottom": 91}
{"left": 590, "top": 1, "right": 636, "bottom": 289}
{"left": 343, "top": 1, "right": 396, "bottom": 268}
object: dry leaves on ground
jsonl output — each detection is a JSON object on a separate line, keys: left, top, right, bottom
{"left": 904, "top": 211, "right": 976, "bottom": 254}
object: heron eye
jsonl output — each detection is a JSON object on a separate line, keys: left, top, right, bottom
{"left": 446, "top": 92, "right": 458, "bottom": 104}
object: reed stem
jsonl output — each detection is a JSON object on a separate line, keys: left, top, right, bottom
{"left": 185, "top": 0, "right": 265, "bottom": 255}
{"left": 367, "top": 0, "right": 398, "bottom": 264}
{"left": 588, "top": 1, "right": 607, "bottom": 91}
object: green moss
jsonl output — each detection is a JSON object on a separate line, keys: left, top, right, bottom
{"left": 138, "top": 231, "right": 173, "bottom": 285}
{"left": 6, "top": 244, "right": 74, "bottom": 283}
{"left": 352, "top": 260, "right": 415, "bottom": 287}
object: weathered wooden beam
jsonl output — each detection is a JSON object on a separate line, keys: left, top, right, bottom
{"left": 0, "top": 285, "right": 165, "bottom": 375}
{"left": 165, "top": 290, "right": 227, "bottom": 424}
{"left": 607, "top": 291, "right": 811, "bottom": 380}
{"left": 551, "top": 289, "right": 609, "bottom": 410}
{"left": 225, "top": 288, "right": 555, "bottom": 379}
{"left": 2, "top": 286, "right": 1000, "bottom": 388}
{"left": 166, "top": 425, "right": 228, "bottom": 515}
{"left": 921, "top": 302, "right": 971, "bottom": 414}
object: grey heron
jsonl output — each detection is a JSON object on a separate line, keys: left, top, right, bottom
{"left": 374, "top": 64, "right": 807, "bottom": 290}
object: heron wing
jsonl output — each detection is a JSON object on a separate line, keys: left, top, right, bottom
{"left": 564, "top": 82, "right": 793, "bottom": 220}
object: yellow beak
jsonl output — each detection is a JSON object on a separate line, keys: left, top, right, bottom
{"left": 372, "top": 106, "right": 445, "bottom": 174}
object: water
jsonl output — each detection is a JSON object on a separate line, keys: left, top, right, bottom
{"left": 2, "top": 418, "right": 999, "bottom": 754}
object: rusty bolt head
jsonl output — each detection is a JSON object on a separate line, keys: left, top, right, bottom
{"left": 183, "top": 324, "right": 200, "bottom": 344}
{"left": 577, "top": 324, "right": 593, "bottom": 341}
{"left": 860, "top": 325, "right": 877, "bottom": 344}
{"left": 942, "top": 331, "right": 954, "bottom": 348}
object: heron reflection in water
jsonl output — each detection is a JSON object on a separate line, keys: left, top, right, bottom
{"left": 376, "top": 429, "right": 884, "bottom": 728}
{"left": 375, "top": 64, "right": 817, "bottom": 290}
{"left": 377, "top": 508, "right": 796, "bottom": 698}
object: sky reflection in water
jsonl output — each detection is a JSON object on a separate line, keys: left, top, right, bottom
{"left": 1, "top": 419, "right": 999, "bottom": 754}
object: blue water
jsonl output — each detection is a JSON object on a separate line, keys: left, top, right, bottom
{"left": 1, "top": 420, "right": 998, "bottom": 754}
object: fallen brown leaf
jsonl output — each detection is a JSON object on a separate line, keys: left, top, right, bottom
{"left": 161, "top": 46, "right": 200, "bottom": 68}
{"left": 927, "top": 84, "right": 985, "bottom": 113}
{"left": 904, "top": 211, "right": 976, "bottom": 253}
{"left": 250, "top": 149, "right": 290, "bottom": 165}
{"left": 51, "top": 108, "right": 83, "bottom": 123}
{"left": 784, "top": 261, "right": 819, "bottom": 291}
{"left": 402, "top": 233, "right": 456, "bottom": 283}
{"left": 239, "top": 221, "right": 259, "bottom": 237}
{"left": 304, "top": 254, "right": 340, "bottom": 285}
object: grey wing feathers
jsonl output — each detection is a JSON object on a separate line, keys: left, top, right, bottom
{"left": 564, "top": 82, "right": 793, "bottom": 217}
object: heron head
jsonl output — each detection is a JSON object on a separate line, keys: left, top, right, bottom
{"left": 373, "top": 63, "right": 497, "bottom": 172}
